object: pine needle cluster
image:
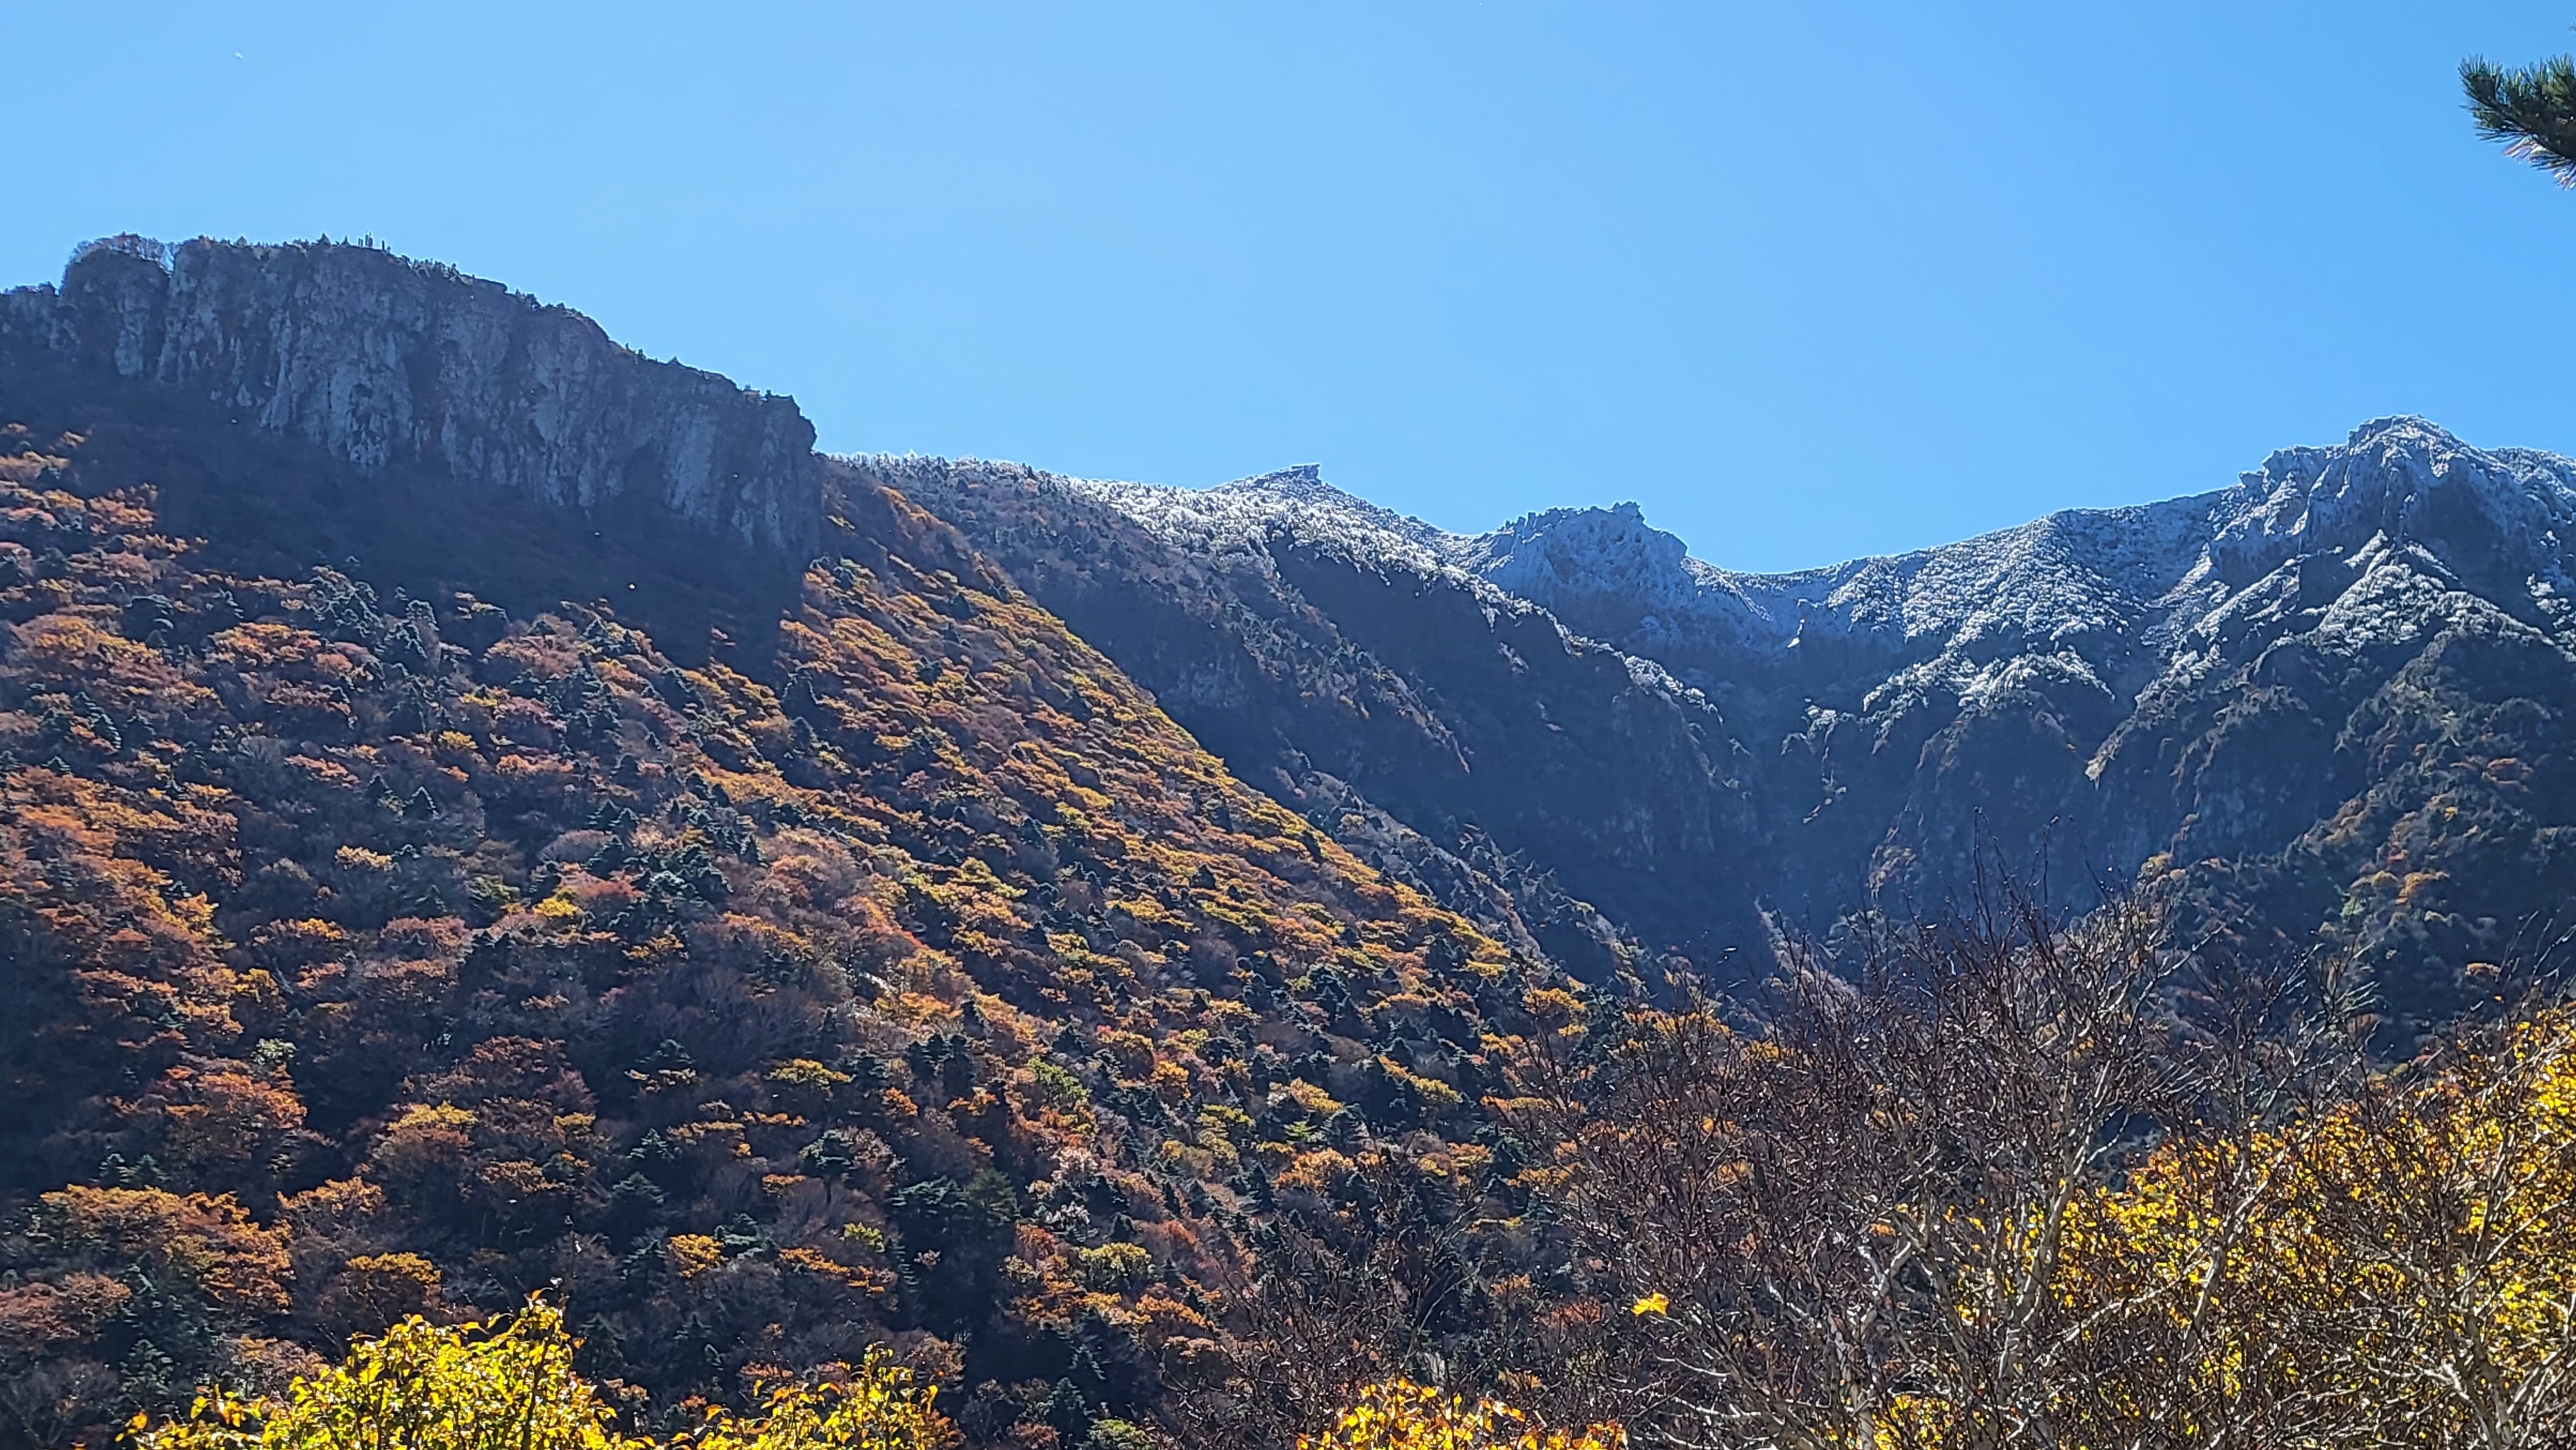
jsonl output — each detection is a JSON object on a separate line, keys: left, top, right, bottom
{"left": 2464, "top": 53, "right": 2576, "bottom": 184}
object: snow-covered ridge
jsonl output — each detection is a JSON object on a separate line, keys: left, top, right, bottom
{"left": 866, "top": 452, "right": 1721, "bottom": 715}
{"left": 1063, "top": 417, "right": 2576, "bottom": 666}
{"left": 1072, "top": 464, "right": 1469, "bottom": 569}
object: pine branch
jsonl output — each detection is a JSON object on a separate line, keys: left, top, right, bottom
{"left": 2463, "top": 54, "right": 2576, "bottom": 185}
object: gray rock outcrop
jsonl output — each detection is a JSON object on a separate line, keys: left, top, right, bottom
{"left": 0, "top": 236, "right": 821, "bottom": 553}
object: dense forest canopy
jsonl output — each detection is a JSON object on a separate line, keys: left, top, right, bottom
{"left": 0, "top": 409, "right": 1600, "bottom": 1447}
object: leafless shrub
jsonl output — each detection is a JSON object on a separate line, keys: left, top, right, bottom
{"left": 1517, "top": 887, "right": 2361, "bottom": 1449}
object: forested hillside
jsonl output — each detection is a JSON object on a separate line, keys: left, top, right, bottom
{"left": 0, "top": 241, "right": 1593, "bottom": 1449}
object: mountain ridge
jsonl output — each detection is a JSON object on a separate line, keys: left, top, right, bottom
{"left": 1131, "top": 414, "right": 2576, "bottom": 662}
{"left": 3, "top": 232, "right": 2573, "bottom": 1445}
{"left": 905, "top": 418, "right": 2576, "bottom": 1030}
{"left": 8, "top": 232, "right": 2571, "bottom": 1011}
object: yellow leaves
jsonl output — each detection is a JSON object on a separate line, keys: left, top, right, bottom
{"left": 776, "top": 1247, "right": 895, "bottom": 1299}
{"left": 133, "top": 1297, "right": 652, "bottom": 1450}
{"left": 1629, "top": 1292, "right": 1669, "bottom": 1317}
{"left": 1866, "top": 1393, "right": 1956, "bottom": 1450}
{"left": 1372, "top": 1055, "right": 1464, "bottom": 1113}
{"left": 670, "top": 1234, "right": 726, "bottom": 1279}
{"left": 1300, "top": 1380, "right": 1622, "bottom": 1450}
{"left": 1276, "top": 1148, "right": 1359, "bottom": 1196}
{"left": 1282, "top": 1078, "right": 1343, "bottom": 1116}
{"left": 2034, "top": 1005, "right": 2576, "bottom": 1438}
{"left": 326, "top": 1252, "right": 444, "bottom": 1330}
{"left": 383, "top": 1102, "right": 476, "bottom": 1136}
{"left": 1073, "top": 1241, "right": 1154, "bottom": 1292}
{"left": 333, "top": 845, "right": 393, "bottom": 873}
{"left": 1095, "top": 1030, "right": 1157, "bottom": 1080}
{"left": 768, "top": 1058, "right": 855, "bottom": 1091}
{"left": 1149, "top": 1057, "right": 1195, "bottom": 1101}
{"left": 1522, "top": 988, "right": 1585, "bottom": 1024}
{"left": 677, "top": 1348, "right": 950, "bottom": 1450}
{"left": 1195, "top": 1102, "right": 1253, "bottom": 1147}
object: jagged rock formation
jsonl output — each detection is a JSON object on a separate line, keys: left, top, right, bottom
{"left": 0, "top": 236, "right": 820, "bottom": 553}
{"left": 910, "top": 422, "right": 2576, "bottom": 1028}
{"left": 1441, "top": 420, "right": 2576, "bottom": 1016}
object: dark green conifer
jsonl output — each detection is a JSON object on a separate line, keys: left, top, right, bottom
{"left": 2465, "top": 52, "right": 2576, "bottom": 182}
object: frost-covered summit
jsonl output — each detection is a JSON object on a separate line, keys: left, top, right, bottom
{"left": 1071, "top": 462, "right": 1461, "bottom": 569}
{"left": 1072, "top": 416, "right": 2576, "bottom": 670}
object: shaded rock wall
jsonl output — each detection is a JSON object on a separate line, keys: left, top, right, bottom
{"left": 1, "top": 236, "right": 821, "bottom": 554}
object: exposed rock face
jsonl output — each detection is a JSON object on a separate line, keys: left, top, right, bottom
{"left": 911, "top": 420, "right": 2576, "bottom": 1026}
{"left": 0, "top": 237, "right": 821, "bottom": 552}
{"left": 1445, "top": 420, "right": 2576, "bottom": 931}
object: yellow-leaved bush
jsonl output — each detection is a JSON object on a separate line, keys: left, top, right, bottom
{"left": 2038, "top": 1008, "right": 2576, "bottom": 1446}
{"left": 130, "top": 1297, "right": 952, "bottom": 1450}
{"left": 1298, "top": 1380, "right": 1623, "bottom": 1450}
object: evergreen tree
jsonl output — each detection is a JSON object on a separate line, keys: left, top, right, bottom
{"left": 2465, "top": 51, "right": 2576, "bottom": 182}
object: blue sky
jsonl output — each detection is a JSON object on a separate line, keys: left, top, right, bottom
{"left": 8, "top": 2, "right": 2575, "bottom": 571}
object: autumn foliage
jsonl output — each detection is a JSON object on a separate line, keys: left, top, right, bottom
{"left": 0, "top": 422, "right": 1580, "bottom": 1447}
{"left": 1530, "top": 898, "right": 2576, "bottom": 1448}
{"left": 1294, "top": 1382, "right": 1617, "bottom": 1450}
{"left": 132, "top": 1297, "right": 951, "bottom": 1450}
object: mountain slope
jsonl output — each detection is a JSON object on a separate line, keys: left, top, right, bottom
{"left": 876, "top": 458, "right": 1757, "bottom": 983}
{"left": 913, "top": 422, "right": 2576, "bottom": 1030}
{"left": 0, "top": 241, "right": 1578, "bottom": 1447}
{"left": 5, "top": 231, "right": 2570, "bottom": 1445}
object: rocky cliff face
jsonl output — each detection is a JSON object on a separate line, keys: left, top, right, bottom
{"left": 0, "top": 236, "right": 821, "bottom": 553}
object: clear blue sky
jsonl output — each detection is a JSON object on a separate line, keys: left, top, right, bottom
{"left": 8, "top": 3, "right": 2575, "bottom": 571}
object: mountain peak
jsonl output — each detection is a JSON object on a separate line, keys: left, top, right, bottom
{"left": 1210, "top": 462, "right": 1425, "bottom": 534}
{"left": 2221, "top": 414, "right": 2576, "bottom": 591}
{"left": 1459, "top": 501, "right": 1699, "bottom": 615}
{"left": 2345, "top": 413, "right": 2463, "bottom": 448}
{"left": 1216, "top": 462, "right": 1329, "bottom": 495}
{"left": 1067, "top": 462, "right": 1459, "bottom": 560}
